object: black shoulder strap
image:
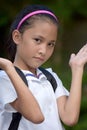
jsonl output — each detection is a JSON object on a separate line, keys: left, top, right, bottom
{"left": 39, "top": 67, "right": 57, "bottom": 92}
{"left": 8, "top": 67, "right": 57, "bottom": 130}
{"left": 14, "top": 66, "right": 28, "bottom": 86}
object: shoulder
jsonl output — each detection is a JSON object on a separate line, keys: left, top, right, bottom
{"left": 42, "top": 67, "right": 63, "bottom": 87}
{"left": 0, "top": 70, "right": 7, "bottom": 76}
{"left": 45, "top": 68, "right": 67, "bottom": 89}
{"left": 0, "top": 70, "right": 10, "bottom": 81}
{"left": 46, "top": 68, "right": 61, "bottom": 81}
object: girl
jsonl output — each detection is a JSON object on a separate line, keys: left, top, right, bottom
{"left": 0, "top": 4, "right": 87, "bottom": 130}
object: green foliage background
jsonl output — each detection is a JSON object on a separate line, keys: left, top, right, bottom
{"left": 0, "top": 0, "right": 87, "bottom": 129}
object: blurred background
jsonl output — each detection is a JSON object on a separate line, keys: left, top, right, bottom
{"left": 0, "top": 0, "right": 87, "bottom": 129}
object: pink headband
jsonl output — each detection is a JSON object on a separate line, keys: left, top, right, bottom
{"left": 17, "top": 10, "right": 57, "bottom": 29}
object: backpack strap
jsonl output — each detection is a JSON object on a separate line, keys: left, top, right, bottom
{"left": 39, "top": 67, "right": 57, "bottom": 92}
{"left": 14, "top": 66, "right": 28, "bottom": 86}
{"left": 8, "top": 67, "right": 57, "bottom": 130}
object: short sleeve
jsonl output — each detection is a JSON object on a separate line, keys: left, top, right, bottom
{"left": 0, "top": 71, "right": 17, "bottom": 112}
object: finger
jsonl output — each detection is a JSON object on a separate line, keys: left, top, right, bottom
{"left": 78, "top": 43, "right": 87, "bottom": 53}
{"left": 70, "top": 53, "right": 75, "bottom": 58}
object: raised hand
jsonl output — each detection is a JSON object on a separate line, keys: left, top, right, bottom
{"left": 69, "top": 44, "right": 87, "bottom": 70}
{"left": 0, "top": 58, "right": 13, "bottom": 71}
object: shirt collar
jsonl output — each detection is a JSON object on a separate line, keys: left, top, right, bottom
{"left": 22, "top": 68, "right": 47, "bottom": 81}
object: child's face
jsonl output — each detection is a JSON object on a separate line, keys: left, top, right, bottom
{"left": 14, "top": 20, "right": 58, "bottom": 73}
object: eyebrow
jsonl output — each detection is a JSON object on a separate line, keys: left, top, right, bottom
{"left": 33, "top": 35, "right": 56, "bottom": 42}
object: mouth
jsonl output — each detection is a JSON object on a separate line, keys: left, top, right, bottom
{"left": 34, "top": 57, "right": 44, "bottom": 62}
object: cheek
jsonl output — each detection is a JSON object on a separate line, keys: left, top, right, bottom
{"left": 46, "top": 48, "right": 54, "bottom": 59}
{"left": 23, "top": 44, "right": 37, "bottom": 58}
{"left": 22, "top": 42, "right": 32, "bottom": 52}
{"left": 18, "top": 43, "right": 30, "bottom": 57}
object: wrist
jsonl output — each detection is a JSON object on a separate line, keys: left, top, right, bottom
{"left": 71, "top": 67, "right": 83, "bottom": 81}
{"left": 6, "top": 65, "right": 15, "bottom": 75}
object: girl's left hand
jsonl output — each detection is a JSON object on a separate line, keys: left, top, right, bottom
{"left": 69, "top": 44, "right": 87, "bottom": 69}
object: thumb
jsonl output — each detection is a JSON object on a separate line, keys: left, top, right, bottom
{"left": 70, "top": 53, "right": 75, "bottom": 58}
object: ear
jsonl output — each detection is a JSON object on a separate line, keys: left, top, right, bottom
{"left": 12, "top": 30, "right": 22, "bottom": 45}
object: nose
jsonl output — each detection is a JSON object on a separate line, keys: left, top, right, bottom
{"left": 38, "top": 44, "right": 47, "bottom": 56}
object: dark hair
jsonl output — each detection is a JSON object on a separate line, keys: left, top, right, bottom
{"left": 7, "top": 4, "right": 59, "bottom": 62}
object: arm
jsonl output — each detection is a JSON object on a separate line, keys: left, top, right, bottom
{"left": 0, "top": 58, "right": 44, "bottom": 123}
{"left": 57, "top": 44, "right": 87, "bottom": 126}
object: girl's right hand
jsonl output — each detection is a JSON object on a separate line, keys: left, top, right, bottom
{"left": 0, "top": 58, "right": 13, "bottom": 71}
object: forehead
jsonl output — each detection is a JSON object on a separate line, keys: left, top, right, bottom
{"left": 29, "top": 14, "right": 58, "bottom": 26}
{"left": 24, "top": 20, "right": 58, "bottom": 40}
{"left": 27, "top": 16, "right": 58, "bottom": 32}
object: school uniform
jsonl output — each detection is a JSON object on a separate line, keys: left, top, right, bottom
{"left": 0, "top": 68, "right": 69, "bottom": 130}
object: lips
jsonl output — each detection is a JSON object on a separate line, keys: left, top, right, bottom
{"left": 34, "top": 57, "right": 44, "bottom": 61}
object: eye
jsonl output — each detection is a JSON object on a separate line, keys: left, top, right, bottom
{"left": 48, "top": 42, "right": 55, "bottom": 47}
{"left": 34, "top": 38, "right": 41, "bottom": 44}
